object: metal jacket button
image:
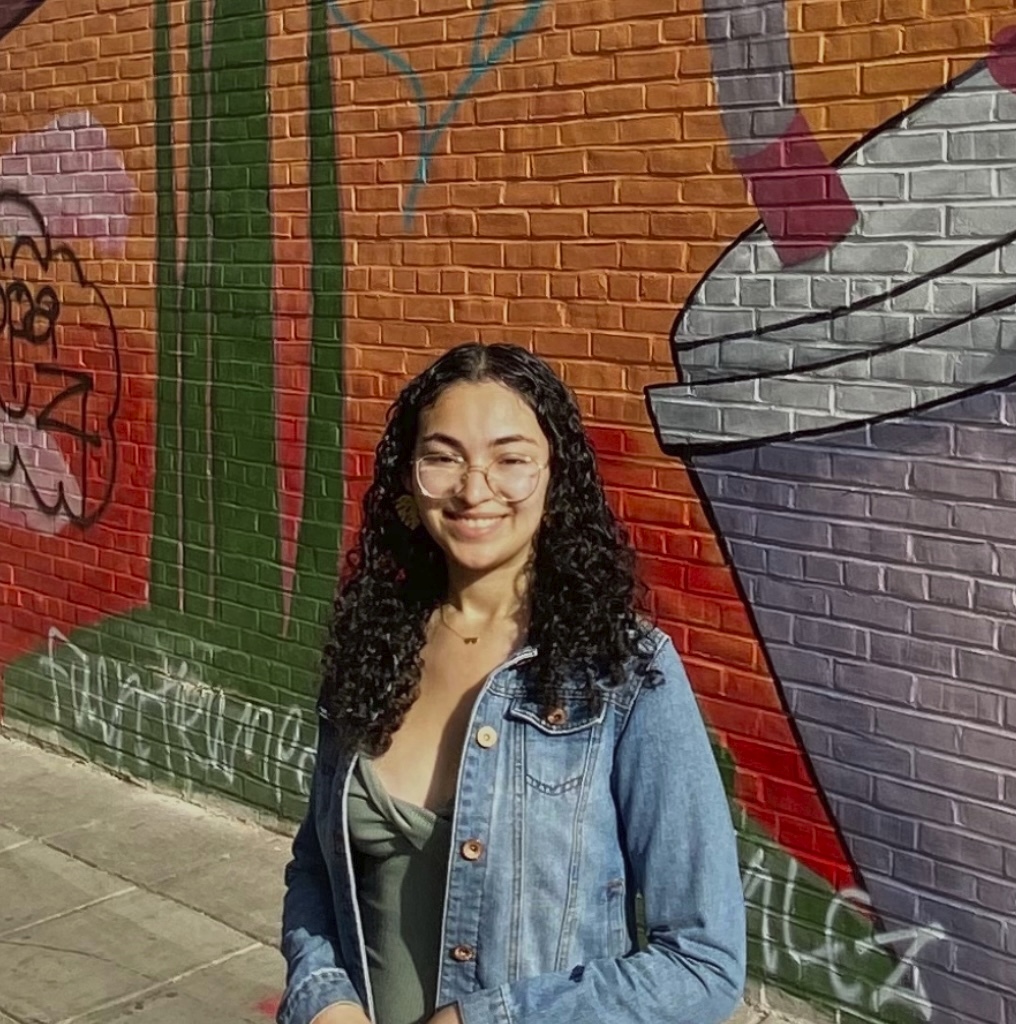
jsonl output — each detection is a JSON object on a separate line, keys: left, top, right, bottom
{"left": 451, "top": 944, "right": 476, "bottom": 962}
{"left": 476, "top": 725, "right": 498, "bottom": 748}
{"left": 461, "top": 838, "right": 484, "bottom": 860}
{"left": 544, "top": 706, "right": 567, "bottom": 725}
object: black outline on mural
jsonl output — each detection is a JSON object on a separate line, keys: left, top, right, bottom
{"left": 675, "top": 455, "right": 947, "bottom": 1007}
{"left": 686, "top": 457, "right": 869, "bottom": 868}
{"left": 639, "top": 49, "right": 1016, "bottom": 1010}
{"left": 0, "top": 0, "right": 49, "bottom": 42}
{"left": 0, "top": 190, "right": 121, "bottom": 528}
{"left": 643, "top": 56, "right": 1015, "bottom": 460}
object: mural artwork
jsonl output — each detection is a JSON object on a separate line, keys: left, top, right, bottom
{"left": 650, "top": 18, "right": 1016, "bottom": 1024}
{"left": 1, "top": 0, "right": 344, "bottom": 817}
{"left": 1, "top": 2, "right": 1013, "bottom": 1023}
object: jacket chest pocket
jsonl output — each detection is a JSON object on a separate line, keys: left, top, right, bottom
{"left": 506, "top": 693, "right": 607, "bottom": 796}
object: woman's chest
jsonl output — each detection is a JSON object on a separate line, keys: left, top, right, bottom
{"left": 370, "top": 643, "right": 513, "bottom": 811}
{"left": 372, "top": 681, "right": 621, "bottom": 839}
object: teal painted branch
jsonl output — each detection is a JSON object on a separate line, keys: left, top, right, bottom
{"left": 181, "top": 0, "right": 214, "bottom": 618}
{"left": 327, "top": 0, "right": 547, "bottom": 223}
{"left": 289, "top": 0, "right": 344, "bottom": 655}
{"left": 208, "top": 0, "right": 282, "bottom": 636}
{"left": 151, "top": 0, "right": 183, "bottom": 612}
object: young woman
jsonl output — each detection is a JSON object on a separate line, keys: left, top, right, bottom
{"left": 277, "top": 343, "right": 746, "bottom": 1024}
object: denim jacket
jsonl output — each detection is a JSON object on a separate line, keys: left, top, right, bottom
{"left": 278, "top": 628, "right": 746, "bottom": 1024}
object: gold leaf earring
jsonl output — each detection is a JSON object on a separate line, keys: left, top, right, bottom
{"left": 395, "top": 494, "right": 420, "bottom": 529}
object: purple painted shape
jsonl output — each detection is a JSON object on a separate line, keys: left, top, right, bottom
{"left": 0, "top": 111, "right": 136, "bottom": 252}
{"left": 0, "top": 410, "right": 79, "bottom": 534}
{"left": 735, "top": 109, "right": 858, "bottom": 267}
{"left": 691, "top": 386, "right": 1016, "bottom": 1023}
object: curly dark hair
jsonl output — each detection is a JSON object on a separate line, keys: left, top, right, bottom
{"left": 319, "top": 342, "right": 652, "bottom": 754}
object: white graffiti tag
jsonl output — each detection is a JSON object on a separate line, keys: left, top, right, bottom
{"left": 40, "top": 627, "right": 316, "bottom": 809}
{"left": 743, "top": 847, "right": 948, "bottom": 1021}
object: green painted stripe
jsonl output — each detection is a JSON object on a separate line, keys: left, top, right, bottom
{"left": 180, "top": 0, "right": 213, "bottom": 617}
{"left": 150, "top": 0, "right": 182, "bottom": 611}
{"left": 208, "top": 0, "right": 281, "bottom": 634}
{"left": 289, "top": 0, "right": 344, "bottom": 652}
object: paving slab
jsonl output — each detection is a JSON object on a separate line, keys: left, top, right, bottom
{"left": 47, "top": 796, "right": 272, "bottom": 891}
{"left": 77, "top": 944, "right": 285, "bottom": 1024}
{"left": 0, "top": 738, "right": 50, "bottom": 786}
{"left": 0, "top": 742, "right": 138, "bottom": 838}
{"left": 0, "top": 888, "right": 253, "bottom": 1022}
{"left": 727, "top": 1006, "right": 765, "bottom": 1024}
{"left": 155, "top": 829, "right": 292, "bottom": 946}
{"left": 0, "top": 840, "right": 132, "bottom": 935}
{"left": 0, "top": 825, "right": 30, "bottom": 853}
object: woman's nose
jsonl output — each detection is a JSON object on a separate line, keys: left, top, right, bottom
{"left": 460, "top": 465, "right": 495, "bottom": 504}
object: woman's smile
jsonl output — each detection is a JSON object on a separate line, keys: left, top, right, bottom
{"left": 443, "top": 511, "right": 508, "bottom": 539}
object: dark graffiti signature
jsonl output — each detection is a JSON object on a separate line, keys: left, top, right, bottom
{"left": 0, "top": 191, "right": 121, "bottom": 528}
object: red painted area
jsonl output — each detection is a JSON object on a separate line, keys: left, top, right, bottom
{"left": 255, "top": 995, "right": 281, "bottom": 1018}
{"left": 736, "top": 109, "right": 858, "bottom": 268}
{"left": 274, "top": 261, "right": 313, "bottom": 617}
{"left": 0, "top": 323, "right": 154, "bottom": 675}
{"left": 988, "top": 24, "right": 1016, "bottom": 92}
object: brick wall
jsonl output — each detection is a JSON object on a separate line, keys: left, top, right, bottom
{"left": 1, "top": 1, "right": 1015, "bottom": 1021}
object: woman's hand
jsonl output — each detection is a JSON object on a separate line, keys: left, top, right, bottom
{"left": 427, "top": 1004, "right": 464, "bottom": 1024}
{"left": 309, "top": 1004, "right": 372, "bottom": 1024}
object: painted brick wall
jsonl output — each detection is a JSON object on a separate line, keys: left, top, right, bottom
{"left": 1, "top": 2, "right": 1015, "bottom": 1022}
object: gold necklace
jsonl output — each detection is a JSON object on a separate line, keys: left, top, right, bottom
{"left": 439, "top": 605, "right": 479, "bottom": 644}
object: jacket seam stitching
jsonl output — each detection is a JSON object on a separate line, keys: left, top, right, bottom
{"left": 617, "top": 631, "right": 668, "bottom": 736}
{"left": 281, "top": 966, "right": 351, "bottom": 1017}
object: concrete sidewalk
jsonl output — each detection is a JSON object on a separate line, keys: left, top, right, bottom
{"left": 0, "top": 733, "right": 290, "bottom": 1024}
{"left": 0, "top": 732, "right": 811, "bottom": 1024}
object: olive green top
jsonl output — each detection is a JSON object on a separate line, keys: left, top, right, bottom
{"left": 347, "top": 757, "right": 454, "bottom": 1024}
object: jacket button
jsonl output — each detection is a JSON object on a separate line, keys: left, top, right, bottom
{"left": 544, "top": 706, "right": 567, "bottom": 726}
{"left": 476, "top": 725, "right": 498, "bottom": 748}
{"left": 461, "top": 838, "right": 484, "bottom": 860}
{"left": 451, "top": 944, "right": 476, "bottom": 962}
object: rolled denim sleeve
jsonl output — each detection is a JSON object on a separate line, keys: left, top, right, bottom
{"left": 277, "top": 725, "right": 365, "bottom": 1024}
{"left": 457, "top": 634, "right": 747, "bottom": 1024}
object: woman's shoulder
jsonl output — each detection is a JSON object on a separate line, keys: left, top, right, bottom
{"left": 634, "top": 617, "right": 669, "bottom": 659}
{"left": 628, "top": 621, "right": 696, "bottom": 697}
{"left": 621, "top": 617, "right": 671, "bottom": 675}
{"left": 589, "top": 619, "right": 672, "bottom": 707}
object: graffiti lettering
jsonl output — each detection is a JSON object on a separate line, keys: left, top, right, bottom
{"left": 0, "top": 191, "right": 120, "bottom": 530}
{"left": 39, "top": 628, "right": 315, "bottom": 809}
{"left": 742, "top": 847, "right": 946, "bottom": 1021}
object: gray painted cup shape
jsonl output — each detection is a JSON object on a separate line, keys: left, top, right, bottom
{"left": 648, "top": 56, "right": 1016, "bottom": 1024}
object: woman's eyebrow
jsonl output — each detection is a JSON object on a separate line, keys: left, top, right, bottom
{"left": 491, "top": 434, "right": 540, "bottom": 447}
{"left": 419, "top": 432, "right": 465, "bottom": 450}
{"left": 419, "top": 432, "right": 539, "bottom": 448}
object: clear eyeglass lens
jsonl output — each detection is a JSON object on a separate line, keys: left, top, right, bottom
{"left": 417, "top": 455, "right": 540, "bottom": 501}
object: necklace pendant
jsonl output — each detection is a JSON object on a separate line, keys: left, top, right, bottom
{"left": 464, "top": 636, "right": 478, "bottom": 645}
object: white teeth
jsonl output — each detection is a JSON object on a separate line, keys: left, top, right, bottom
{"left": 457, "top": 517, "right": 500, "bottom": 526}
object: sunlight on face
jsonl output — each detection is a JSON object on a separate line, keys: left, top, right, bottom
{"left": 411, "top": 380, "right": 551, "bottom": 580}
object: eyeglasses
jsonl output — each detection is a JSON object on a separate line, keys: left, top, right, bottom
{"left": 414, "top": 453, "right": 547, "bottom": 503}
